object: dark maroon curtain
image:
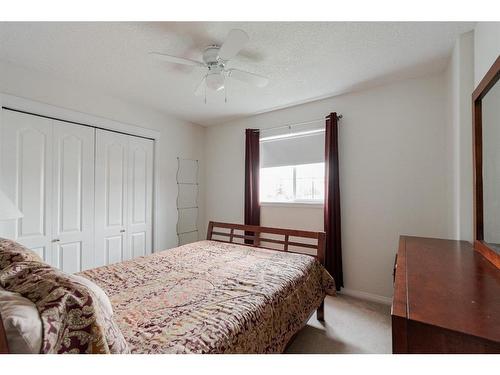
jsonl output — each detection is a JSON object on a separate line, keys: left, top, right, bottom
{"left": 245, "top": 129, "right": 260, "bottom": 243}
{"left": 324, "top": 112, "right": 343, "bottom": 290}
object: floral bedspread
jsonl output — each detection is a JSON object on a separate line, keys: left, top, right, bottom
{"left": 0, "top": 238, "right": 129, "bottom": 354}
{"left": 78, "top": 240, "right": 336, "bottom": 354}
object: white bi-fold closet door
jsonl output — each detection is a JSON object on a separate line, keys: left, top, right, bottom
{"left": 1, "top": 109, "right": 94, "bottom": 272}
{"left": 94, "top": 129, "right": 153, "bottom": 267}
{"left": 0, "top": 109, "right": 154, "bottom": 273}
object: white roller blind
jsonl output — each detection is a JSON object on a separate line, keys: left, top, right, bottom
{"left": 260, "top": 132, "right": 325, "bottom": 168}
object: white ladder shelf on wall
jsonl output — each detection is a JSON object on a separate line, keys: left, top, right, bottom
{"left": 176, "top": 157, "right": 199, "bottom": 245}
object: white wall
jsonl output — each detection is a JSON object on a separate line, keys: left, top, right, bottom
{"left": 445, "top": 31, "right": 474, "bottom": 242}
{"left": 0, "top": 61, "right": 206, "bottom": 251}
{"left": 205, "top": 73, "right": 454, "bottom": 300}
{"left": 474, "top": 22, "right": 500, "bottom": 86}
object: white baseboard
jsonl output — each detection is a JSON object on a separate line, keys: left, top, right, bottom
{"left": 339, "top": 288, "right": 392, "bottom": 306}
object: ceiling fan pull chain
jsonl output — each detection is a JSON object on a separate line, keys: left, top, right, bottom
{"left": 204, "top": 84, "right": 207, "bottom": 104}
{"left": 224, "top": 76, "right": 228, "bottom": 103}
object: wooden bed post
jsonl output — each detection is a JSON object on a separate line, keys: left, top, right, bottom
{"left": 317, "top": 232, "right": 326, "bottom": 266}
{"left": 206, "top": 221, "right": 214, "bottom": 240}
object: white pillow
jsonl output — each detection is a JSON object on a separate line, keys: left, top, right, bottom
{"left": 71, "top": 275, "right": 114, "bottom": 317}
{"left": 0, "top": 287, "right": 42, "bottom": 354}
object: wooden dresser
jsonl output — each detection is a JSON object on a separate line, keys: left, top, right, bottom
{"left": 392, "top": 236, "right": 500, "bottom": 353}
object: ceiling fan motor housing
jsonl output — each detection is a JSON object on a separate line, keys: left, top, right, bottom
{"left": 203, "top": 45, "right": 224, "bottom": 68}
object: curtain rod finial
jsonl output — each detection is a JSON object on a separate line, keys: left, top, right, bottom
{"left": 328, "top": 113, "right": 343, "bottom": 120}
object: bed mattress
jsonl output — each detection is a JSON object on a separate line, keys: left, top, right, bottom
{"left": 78, "top": 240, "right": 335, "bottom": 353}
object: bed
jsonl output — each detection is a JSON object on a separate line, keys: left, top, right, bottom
{"left": 0, "top": 222, "right": 335, "bottom": 354}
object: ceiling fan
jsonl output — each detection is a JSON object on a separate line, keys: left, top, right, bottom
{"left": 150, "top": 29, "right": 269, "bottom": 101}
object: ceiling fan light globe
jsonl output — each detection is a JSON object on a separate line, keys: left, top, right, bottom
{"left": 206, "top": 73, "right": 225, "bottom": 91}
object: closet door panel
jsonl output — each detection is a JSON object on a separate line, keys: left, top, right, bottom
{"left": 54, "top": 241, "right": 82, "bottom": 274}
{"left": 0, "top": 110, "right": 53, "bottom": 264}
{"left": 95, "top": 130, "right": 129, "bottom": 266}
{"left": 106, "top": 236, "right": 124, "bottom": 264}
{"left": 52, "top": 121, "right": 94, "bottom": 272}
{"left": 127, "top": 137, "right": 153, "bottom": 258}
{"left": 131, "top": 147, "right": 147, "bottom": 224}
{"left": 58, "top": 134, "right": 83, "bottom": 232}
{"left": 131, "top": 232, "right": 146, "bottom": 258}
{"left": 106, "top": 143, "right": 127, "bottom": 227}
{"left": 17, "top": 129, "right": 48, "bottom": 237}
{"left": 30, "top": 247, "right": 47, "bottom": 261}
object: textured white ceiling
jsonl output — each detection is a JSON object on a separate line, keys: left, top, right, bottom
{"left": 0, "top": 22, "right": 474, "bottom": 126}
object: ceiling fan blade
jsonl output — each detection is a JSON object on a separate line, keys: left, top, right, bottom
{"left": 149, "top": 52, "right": 205, "bottom": 67}
{"left": 194, "top": 76, "right": 206, "bottom": 96}
{"left": 218, "top": 29, "right": 249, "bottom": 61}
{"left": 227, "top": 69, "right": 269, "bottom": 88}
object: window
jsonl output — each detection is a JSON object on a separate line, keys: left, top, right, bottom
{"left": 259, "top": 127, "right": 325, "bottom": 204}
{"left": 260, "top": 162, "right": 325, "bottom": 203}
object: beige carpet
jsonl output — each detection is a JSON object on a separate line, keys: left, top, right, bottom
{"left": 285, "top": 294, "right": 392, "bottom": 354}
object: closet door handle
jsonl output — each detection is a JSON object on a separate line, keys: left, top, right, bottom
{"left": 52, "top": 239, "right": 60, "bottom": 243}
{"left": 120, "top": 229, "right": 126, "bottom": 233}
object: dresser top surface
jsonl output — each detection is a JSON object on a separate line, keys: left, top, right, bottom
{"left": 393, "top": 236, "right": 500, "bottom": 343}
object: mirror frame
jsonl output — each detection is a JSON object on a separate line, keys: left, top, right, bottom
{"left": 473, "top": 55, "right": 500, "bottom": 269}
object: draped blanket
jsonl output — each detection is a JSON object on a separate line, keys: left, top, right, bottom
{"left": 0, "top": 238, "right": 129, "bottom": 354}
{"left": 79, "top": 240, "right": 336, "bottom": 354}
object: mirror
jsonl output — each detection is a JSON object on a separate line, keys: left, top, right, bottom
{"left": 473, "top": 55, "right": 500, "bottom": 268}
{"left": 482, "top": 79, "right": 500, "bottom": 253}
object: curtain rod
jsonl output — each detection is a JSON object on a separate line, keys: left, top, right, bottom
{"left": 253, "top": 114, "right": 343, "bottom": 133}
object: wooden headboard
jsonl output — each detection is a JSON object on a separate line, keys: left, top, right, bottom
{"left": 206, "top": 221, "right": 326, "bottom": 265}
